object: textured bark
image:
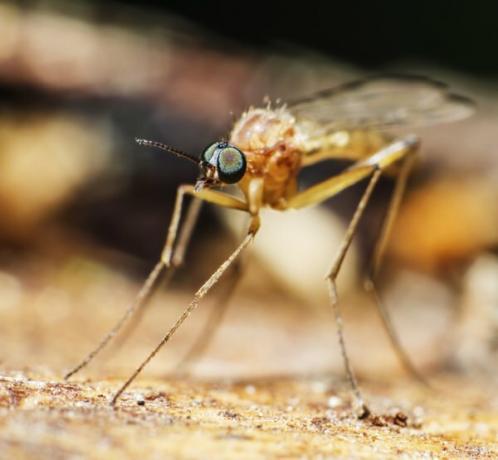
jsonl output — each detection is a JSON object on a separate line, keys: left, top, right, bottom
{"left": 0, "top": 371, "right": 497, "bottom": 459}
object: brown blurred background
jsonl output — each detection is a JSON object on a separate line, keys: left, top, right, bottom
{"left": 0, "top": 0, "right": 497, "bottom": 381}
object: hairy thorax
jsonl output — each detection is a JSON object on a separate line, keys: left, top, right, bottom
{"left": 229, "top": 107, "right": 304, "bottom": 209}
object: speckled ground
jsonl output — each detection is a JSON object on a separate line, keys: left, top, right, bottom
{"left": 0, "top": 371, "right": 496, "bottom": 459}
{"left": 0, "top": 257, "right": 497, "bottom": 459}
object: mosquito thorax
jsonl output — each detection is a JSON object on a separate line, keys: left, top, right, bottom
{"left": 230, "top": 107, "right": 298, "bottom": 152}
{"left": 200, "top": 141, "right": 247, "bottom": 184}
{"left": 228, "top": 107, "right": 303, "bottom": 208}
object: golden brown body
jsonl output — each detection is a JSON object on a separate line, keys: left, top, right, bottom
{"left": 230, "top": 107, "right": 392, "bottom": 209}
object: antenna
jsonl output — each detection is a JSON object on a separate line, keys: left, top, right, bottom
{"left": 135, "top": 138, "right": 199, "bottom": 165}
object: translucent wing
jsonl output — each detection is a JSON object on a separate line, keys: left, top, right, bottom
{"left": 288, "top": 75, "right": 475, "bottom": 131}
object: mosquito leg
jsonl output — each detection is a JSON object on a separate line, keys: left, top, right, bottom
{"left": 362, "top": 152, "right": 430, "bottom": 385}
{"left": 363, "top": 279, "right": 430, "bottom": 386}
{"left": 64, "top": 187, "right": 195, "bottom": 381}
{"left": 111, "top": 198, "right": 203, "bottom": 350}
{"left": 64, "top": 183, "right": 248, "bottom": 381}
{"left": 64, "top": 260, "right": 165, "bottom": 380}
{"left": 175, "top": 256, "right": 244, "bottom": 374}
{"left": 368, "top": 150, "right": 417, "bottom": 279}
{"left": 326, "top": 168, "right": 382, "bottom": 419}
{"left": 283, "top": 137, "right": 419, "bottom": 416}
{"left": 110, "top": 230, "right": 255, "bottom": 405}
{"left": 171, "top": 197, "right": 203, "bottom": 268}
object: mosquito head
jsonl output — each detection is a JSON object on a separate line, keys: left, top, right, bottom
{"left": 199, "top": 141, "right": 247, "bottom": 186}
{"left": 135, "top": 138, "right": 247, "bottom": 190}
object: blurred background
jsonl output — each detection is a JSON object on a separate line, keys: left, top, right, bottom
{"left": 0, "top": 0, "right": 497, "bottom": 382}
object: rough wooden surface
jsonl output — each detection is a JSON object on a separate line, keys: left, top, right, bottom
{"left": 0, "top": 371, "right": 497, "bottom": 459}
{"left": 0, "top": 258, "right": 496, "bottom": 459}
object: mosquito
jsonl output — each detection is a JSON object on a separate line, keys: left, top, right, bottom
{"left": 64, "top": 75, "right": 474, "bottom": 417}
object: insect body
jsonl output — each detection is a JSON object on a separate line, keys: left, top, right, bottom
{"left": 230, "top": 107, "right": 302, "bottom": 208}
{"left": 65, "top": 76, "right": 474, "bottom": 417}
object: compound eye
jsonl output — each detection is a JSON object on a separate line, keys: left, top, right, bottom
{"left": 201, "top": 142, "right": 221, "bottom": 165}
{"left": 217, "top": 145, "right": 246, "bottom": 184}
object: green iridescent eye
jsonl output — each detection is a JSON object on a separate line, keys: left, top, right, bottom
{"left": 217, "top": 145, "right": 246, "bottom": 183}
{"left": 201, "top": 142, "right": 220, "bottom": 164}
{"left": 200, "top": 141, "right": 246, "bottom": 184}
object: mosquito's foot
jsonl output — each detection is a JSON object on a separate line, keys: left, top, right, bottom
{"left": 351, "top": 398, "right": 371, "bottom": 420}
{"left": 357, "top": 403, "right": 371, "bottom": 420}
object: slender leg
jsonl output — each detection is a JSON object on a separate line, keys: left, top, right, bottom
{"left": 64, "top": 186, "right": 248, "bottom": 380}
{"left": 369, "top": 150, "right": 417, "bottom": 278}
{"left": 111, "top": 198, "right": 203, "bottom": 350}
{"left": 363, "top": 152, "right": 430, "bottom": 385}
{"left": 175, "top": 256, "right": 244, "bottom": 374}
{"left": 171, "top": 197, "right": 203, "bottom": 267}
{"left": 326, "top": 168, "right": 382, "bottom": 419}
{"left": 363, "top": 280, "right": 429, "bottom": 385}
{"left": 284, "top": 136, "right": 419, "bottom": 417}
{"left": 64, "top": 260, "right": 166, "bottom": 380}
{"left": 111, "top": 230, "right": 255, "bottom": 405}
{"left": 175, "top": 216, "right": 250, "bottom": 373}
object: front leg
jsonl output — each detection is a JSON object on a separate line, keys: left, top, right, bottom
{"left": 64, "top": 186, "right": 248, "bottom": 380}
